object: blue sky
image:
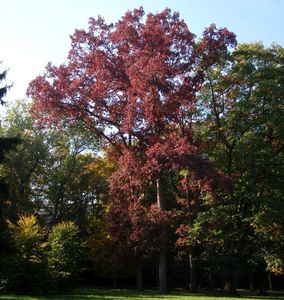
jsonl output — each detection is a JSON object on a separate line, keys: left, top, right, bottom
{"left": 1, "top": 0, "right": 284, "bottom": 102}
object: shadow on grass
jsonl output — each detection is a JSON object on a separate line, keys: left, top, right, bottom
{"left": 200, "top": 289, "right": 284, "bottom": 299}
{"left": 64, "top": 288, "right": 284, "bottom": 300}
{"left": 1, "top": 289, "right": 284, "bottom": 300}
{"left": 66, "top": 288, "right": 175, "bottom": 299}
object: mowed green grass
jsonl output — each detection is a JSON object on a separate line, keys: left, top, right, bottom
{"left": 1, "top": 289, "right": 284, "bottom": 300}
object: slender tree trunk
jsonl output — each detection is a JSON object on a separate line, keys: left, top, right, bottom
{"left": 258, "top": 269, "right": 267, "bottom": 295}
{"left": 186, "top": 178, "right": 197, "bottom": 292}
{"left": 249, "top": 270, "right": 254, "bottom": 291}
{"left": 157, "top": 176, "right": 166, "bottom": 210}
{"left": 208, "top": 265, "right": 214, "bottom": 290}
{"left": 189, "top": 247, "right": 197, "bottom": 292}
{"left": 268, "top": 272, "right": 273, "bottom": 290}
{"left": 156, "top": 176, "right": 167, "bottom": 293}
{"left": 159, "top": 249, "right": 167, "bottom": 293}
{"left": 136, "top": 262, "right": 144, "bottom": 291}
{"left": 113, "top": 272, "right": 118, "bottom": 289}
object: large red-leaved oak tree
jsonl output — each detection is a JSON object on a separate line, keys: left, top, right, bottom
{"left": 28, "top": 7, "right": 236, "bottom": 292}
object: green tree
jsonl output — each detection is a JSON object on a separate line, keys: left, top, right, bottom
{"left": 0, "top": 101, "right": 48, "bottom": 219}
{"left": 2, "top": 215, "right": 47, "bottom": 293}
{"left": 47, "top": 221, "right": 83, "bottom": 290}
{"left": 38, "top": 130, "right": 101, "bottom": 230}
{"left": 7, "top": 215, "right": 45, "bottom": 264}
{"left": 0, "top": 64, "right": 11, "bottom": 105}
{"left": 0, "top": 67, "right": 19, "bottom": 262}
{"left": 192, "top": 43, "right": 284, "bottom": 293}
{"left": 0, "top": 100, "right": 105, "bottom": 233}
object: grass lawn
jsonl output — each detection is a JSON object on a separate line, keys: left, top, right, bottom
{"left": 1, "top": 289, "right": 284, "bottom": 300}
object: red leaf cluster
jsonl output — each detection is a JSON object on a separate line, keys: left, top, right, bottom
{"left": 107, "top": 197, "right": 178, "bottom": 257}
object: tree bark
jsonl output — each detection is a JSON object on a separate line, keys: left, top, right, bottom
{"left": 156, "top": 176, "right": 167, "bottom": 293}
{"left": 157, "top": 176, "right": 166, "bottom": 210}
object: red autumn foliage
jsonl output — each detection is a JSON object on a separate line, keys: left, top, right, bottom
{"left": 107, "top": 197, "right": 178, "bottom": 259}
{"left": 27, "top": 7, "right": 236, "bottom": 267}
{"left": 28, "top": 8, "right": 236, "bottom": 158}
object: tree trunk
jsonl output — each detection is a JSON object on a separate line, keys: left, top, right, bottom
{"left": 268, "top": 272, "right": 273, "bottom": 290}
{"left": 186, "top": 180, "right": 197, "bottom": 293}
{"left": 224, "top": 276, "right": 238, "bottom": 295}
{"left": 208, "top": 265, "right": 214, "bottom": 290}
{"left": 159, "top": 248, "right": 167, "bottom": 293}
{"left": 189, "top": 247, "right": 197, "bottom": 292}
{"left": 258, "top": 270, "right": 267, "bottom": 295}
{"left": 156, "top": 176, "right": 167, "bottom": 293}
{"left": 224, "top": 279, "right": 232, "bottom": 293}
{"left": 113, "top": 273, "right": 118, "bottom": 289}
{"left": 136, "top": 262, "right": 143, "bottom": 291}
{"left": 249, "top": 270, "right": 254, "bottom": 291}
{"left": 157, "top": 176, "right": 166, "bottom": 210}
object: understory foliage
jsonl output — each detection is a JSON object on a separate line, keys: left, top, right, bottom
{"left": 1, "top": 215, "right": 83, "bottom": 294}
{"left": 0, "top": 7, "right": 283, "bottom": 295}
{"left": 47, "top": 221, "right": 84, "bottom": 289}
{"left": 2, "top": 215, "right": 47, "bottom": 294}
